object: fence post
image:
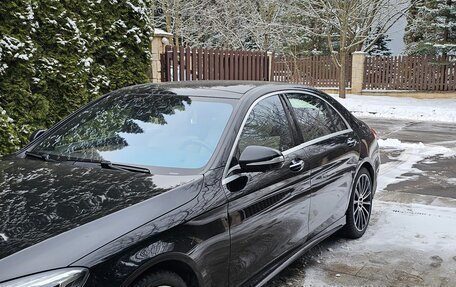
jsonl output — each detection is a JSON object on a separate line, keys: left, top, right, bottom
{"left": 150, "top": 28, "right": 173, "bottom": 83}
{"left": 351, "top": 51, "right": 366, "bottom": 94}
{"left": 267, "top": 51, "right": 274, "bottom": 81}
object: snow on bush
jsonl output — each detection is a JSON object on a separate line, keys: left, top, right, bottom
{"left": 0, "top": 0, "right": 153, "bottom": 156}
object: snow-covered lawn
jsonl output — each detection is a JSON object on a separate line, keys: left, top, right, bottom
{"left": 331, "top": 94, "right": 456, "bottom": 123}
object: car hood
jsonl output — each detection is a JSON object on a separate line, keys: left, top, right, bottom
{"left": 0, "top": 157, "right": 202, "bottom": 282}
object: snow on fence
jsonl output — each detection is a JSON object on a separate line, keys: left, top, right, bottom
{"left": 271, "top": 55, "right": 352, "bottom": 88}
{"left": 364, "top": 56, "right": 456, "bottom": 91}
{"left": 161, "top": 46, "right": 270, "bottom": 82}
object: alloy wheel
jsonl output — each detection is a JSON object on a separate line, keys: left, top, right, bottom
{"left": 353, "top": 173, "right": 372, "bottom": 231}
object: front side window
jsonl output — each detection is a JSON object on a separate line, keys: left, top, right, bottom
{"left": 286, "top": 93, "right": 347, "bottom": 142}
{"left": 238, "top": 95, "right": 293, "bottom": 153}
{"left": 33, "top": 93, "right": 234, "bottom": 169}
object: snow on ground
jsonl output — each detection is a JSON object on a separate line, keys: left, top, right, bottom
{"left": 303, "top": 200, "right": 456, "bottom": 287}
{"left": 362, "top": 202, "right": 456, "bottom": 253}
{"left": 330, "top": 94, "right": 456, "bottom": 123}
{"left": 333, "top": 94, "right": 456, "bottom": 192}
{"left": 377, "top": 138, "right": 456, "bottom": 192}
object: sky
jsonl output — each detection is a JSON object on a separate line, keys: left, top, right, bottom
{"left": 385, "top": 0, "right": 409, "bottom": 55}
{"left": 386, "top": 14, "right": 407, "bottom": 55}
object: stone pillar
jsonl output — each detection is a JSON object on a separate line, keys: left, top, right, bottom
{"left": 267, "top": 51, "right": 273, "bottom": 81}
{"left": 351, "top": 51, "right": 366, "bottom": 94}
{"left": 150, "top": 28, "right": 173, "bottom": 83}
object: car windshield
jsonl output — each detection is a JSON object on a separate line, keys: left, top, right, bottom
{"left": 32, "top": 92, "right": 234, "bottom": 169}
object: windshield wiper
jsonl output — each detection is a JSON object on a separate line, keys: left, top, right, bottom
{"left": 100, "top": 161, "right": 151, "bottom": 174}
{"left": 24, "top": 151, "right": 56, "bottom": 162}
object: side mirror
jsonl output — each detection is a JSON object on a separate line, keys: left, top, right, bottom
{"left": 29, "top": 129, "right": 46, "bottom": 142}
{"left": 239, "top": 145, "right": 285, "bottom": 173}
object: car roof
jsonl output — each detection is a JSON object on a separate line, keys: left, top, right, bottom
{"left": 115, "top": 81, "right": 314, "bottom": 99}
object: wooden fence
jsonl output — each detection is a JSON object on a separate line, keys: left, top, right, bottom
{"left": 161, "top": 46, "right": 270, "bottom": 82}
{"left": 364, "top": 56, "right": 456, "bottom": 91}
{"left": 272, "top": 56, "right": 351, "bottom": 87}
{"left": 160, "top": 45, "right": 455, "bottom": 92}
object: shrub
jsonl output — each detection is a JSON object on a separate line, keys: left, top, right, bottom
{"left": 0, "top": 0, "right": 152, "bottom": 156}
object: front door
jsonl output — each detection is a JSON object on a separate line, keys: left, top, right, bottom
{"left": 224, "top": 94, "right": 312, "bottom": 286}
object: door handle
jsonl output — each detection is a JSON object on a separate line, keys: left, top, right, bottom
{"left": 289, "top": 159, "right": 304, "bottom": 172}
{"left": 346, "top": 138, "right": 358, "bottom": 147}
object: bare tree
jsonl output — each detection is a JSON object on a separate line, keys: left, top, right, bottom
{"left": 294, "top": 0, "right": 414, "bottom": 98}
{"left": 151, "top": 0, "right": 415, "bottom": 98}
{"left": 152, "top": 0, "right": 302, "bottom": 51}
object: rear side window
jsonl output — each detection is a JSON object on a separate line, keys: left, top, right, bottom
{"left": 286, "top": 93, "right": 347, "bottom": 142}
{"left": 238, "top": 95, "right": 293, "bottom": 153}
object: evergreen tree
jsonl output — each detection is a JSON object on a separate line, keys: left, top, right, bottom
{"left": 404, "top": 0, "right": 456, "bottom": 56}
{"left": 0, "top": 0, "right": 152, "bottom": 156}
{"left": 0, "top": 1, "right": 45, "bottom": 154}
{"left": 368, "top": 28, "right": 392, "bottom": 56}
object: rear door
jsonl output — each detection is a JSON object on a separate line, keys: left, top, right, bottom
{"left": 284, "top": 92, "right": 360, "bottom": 237}
{"left": 224, "top": 94, "right": 312, "bottom": 286}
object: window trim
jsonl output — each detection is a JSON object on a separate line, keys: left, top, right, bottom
{"left": 279, "top": 94, "right": 302, "bottom": 145}
{"left": 235, "top": 94, "right": 298, "bottom": 155}
{"left": 282, "top": 91, "right": 353, "bottom": 155}
{"left": 222, "top": 90, "right": 353, "bottom": 184}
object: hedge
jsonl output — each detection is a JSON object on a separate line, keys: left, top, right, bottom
{"left": 0, "top": 0, "right": 152, "bottom": 156}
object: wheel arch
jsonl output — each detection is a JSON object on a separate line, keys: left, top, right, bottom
{"left": 122, "top": 253, "right": 202, "bottom": 287}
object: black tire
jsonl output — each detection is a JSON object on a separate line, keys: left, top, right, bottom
{"left": 341, "top": 168, "right": 373, "bottom": 239}
{"left": 133, "top": 271, "right": 187, "bottom": 287}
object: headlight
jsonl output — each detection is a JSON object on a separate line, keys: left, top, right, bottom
{"left": 0, "top": 268, "right": 88, "bottom": 287}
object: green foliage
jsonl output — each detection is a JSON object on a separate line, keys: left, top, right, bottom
{"left": 368, "top": 28, "right": 392, "bottom": 57}
{"left": 0, "top": 0, "right": 152, "bottom": 156}
{"left": 0, "top": 107, "right": 26, "bottom": 154}
{"left": 404, "top": 0, "right": 456, "bottom": 56}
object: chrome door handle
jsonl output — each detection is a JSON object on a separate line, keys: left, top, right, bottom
{"left": 346, "top": 138, "right": 358, "bottom": 147}
{"left": 290, "top": 159, "right": 304, "bottom": 172}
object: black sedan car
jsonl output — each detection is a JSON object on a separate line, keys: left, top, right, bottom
{"left": 0, "top": 81, "right": 380, "bottom": 287}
